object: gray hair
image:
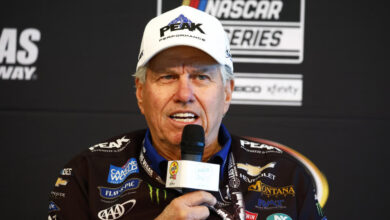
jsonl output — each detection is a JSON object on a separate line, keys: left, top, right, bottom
{"left": 133, "top": 65, "right": 234, "bottom": 85}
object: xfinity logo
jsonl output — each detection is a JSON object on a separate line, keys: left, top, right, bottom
{"left": 232, "top": 73, "right": 303, "bottom": 106}
{"left": 0, "top": 28, "right": 41, "bottom": 80}
{"left": 160, "top": 14, "right": 205, "bottom": 37}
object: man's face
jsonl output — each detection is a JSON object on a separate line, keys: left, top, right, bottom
{"left": 135, "top": 46, "right": 234, "bottom": 149}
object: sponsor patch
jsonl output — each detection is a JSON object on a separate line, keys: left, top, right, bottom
{"left": 89, "top": 136, "right": 130, "bottom": 153}
{"left": 48, "top": 201, "right": 60, "bottom": 212}
{"left": 248, "top": 180, "right": 295, "bottom": 198}
{"left": 160, "top": 14, "right": 205, "bottom": 37}
{"left": 50, "top": 191, "right": 66, "bottom": 198}
{"left": 97, "top": 199, "right": 136, "bottom": 220}
{"left": 107, "top": 158, "right": 139, "bottom": 184}
{"left": 159, "top": 14, "right": 206, "bottom": 42}
{"left": 48, "top": 214, "right": 57, "bottom": 220}
{"left": 98, "top": 178, "right": 141, "bottom": 199}
{"left": 228, "top": 154, "right": 240, "bottom": 188}
{"left": 256, "top": 199, "right": 285, "bottom": 209}
{"left": 238, "top": 162, "right": 277, "bottom": 183}
{"left": 147, "top": 184, "right": 167, "bottom": 205}
{"left": 240, "top": 140, "right": 283, "bottom": 154}
{"left": 245, "top": 210, "right": 258, "bottom": 220}
{"left": 168, "top": 161, "right": 178, "bottom": 180}
{"left": 55, "top": 177, "right": 68, "bottom": 187}
{"left": 266, "top": 213, "right": 292, "bottom": 220}
{"left": 237, "top": 162, "right": 276, "bottom": 176}
{"left": 60, "top": 168, "right": 72, "bottom": 176}
{"left": 240, "top": 172, "right": 276, "bottom": 183}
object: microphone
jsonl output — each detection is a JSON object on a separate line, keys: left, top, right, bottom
{"left": 180, "top": 124, "right": 205, "bottom": 193}
{"left": 166, "top": 125, "right": 219, "bottom": 192}
{"left": 181, "top": 124, "right": 205, "bottom": 161}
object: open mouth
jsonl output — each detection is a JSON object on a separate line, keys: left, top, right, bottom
{"left": 169, "top": 112, "right": 199, "bottom": 123}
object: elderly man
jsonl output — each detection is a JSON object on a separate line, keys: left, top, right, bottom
{"left": 49, "top": 6, "right": 326, "bottom": 220}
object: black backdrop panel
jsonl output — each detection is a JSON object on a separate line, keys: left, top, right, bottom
{"left": 0, "top": 0, "right": 389, "bottom": 219}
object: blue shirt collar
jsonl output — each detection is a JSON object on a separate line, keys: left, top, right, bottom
{"left": 143, "top": 124, "right": 232, "bottom": 179}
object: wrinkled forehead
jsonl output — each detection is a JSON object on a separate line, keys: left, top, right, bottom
{"left": 147, "top": 46, "right": 219, "bottom": 70}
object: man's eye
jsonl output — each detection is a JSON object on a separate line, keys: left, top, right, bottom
{"left": 196, "top": 75, "right": 210, "bottom": 80}
{"left": 160, "top": 75, "right": 174, "bottom": 80}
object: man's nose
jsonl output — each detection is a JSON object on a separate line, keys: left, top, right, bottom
{"left": 174, "top": 76, "right": 195, "bottom": 104}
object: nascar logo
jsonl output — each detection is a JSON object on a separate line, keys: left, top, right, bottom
{"left": 159, "top": 0, "right": 305, "bottom": 63}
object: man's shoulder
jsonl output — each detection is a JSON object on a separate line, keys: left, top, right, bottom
{"left": 86, "top": 129, "right": 146, "bottom": 154}
{"left": 230, "top": 134, "right": 310, "bottom": 173}
{"left": 66, "top": 129, "right": 146, "bottom": 165}
{"left": 58, "top": 129, "right": 146, "bottom": 178}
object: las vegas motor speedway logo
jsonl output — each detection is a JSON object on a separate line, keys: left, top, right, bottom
{"left": 158, "top": 0, "right": 305, "bottom": 64}
{"left": 0, "top": 28, "right": 41, "bottom": 80}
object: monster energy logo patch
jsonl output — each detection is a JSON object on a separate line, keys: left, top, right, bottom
{"left": 147, "top": 184, "right": 167, "bottom": 205}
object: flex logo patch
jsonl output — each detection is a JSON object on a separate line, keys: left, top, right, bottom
{"left": 99, "top": 178, "right": 141, "bottom": 199}
{"left": 160, "top": 14, "right": 205, "bottom": 37}
{"left": 266, "top": 213, "right": 292, "bottom": 220}
{"left": 55, "top": 177, "right": 68, "bottom": 187}
{"left": 248, "top": 180, "right": 295, "bottom": 198}
{"left": 107, "top": 158, "right": 139, "bottom": 184}
{"left": 97, "top": 199, "right": 136, "bottom": 220}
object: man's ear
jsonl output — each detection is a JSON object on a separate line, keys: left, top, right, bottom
{"left": 223, "top": 79, "right": 234, "bottom": 114}
{"left": 135, "top": 78, "right": 145, "bottom": 115}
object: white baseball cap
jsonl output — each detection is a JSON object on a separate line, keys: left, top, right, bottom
{"left": 136, "top": 5, "right": 233, "bottom": 72}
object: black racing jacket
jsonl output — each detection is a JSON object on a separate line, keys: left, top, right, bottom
{"left": 48, "top": 129, "right": 326, "bottom": 220}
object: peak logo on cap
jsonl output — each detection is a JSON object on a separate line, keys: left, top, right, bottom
{"left": 160, "top": 14, "right": 205, "bottom": 37}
